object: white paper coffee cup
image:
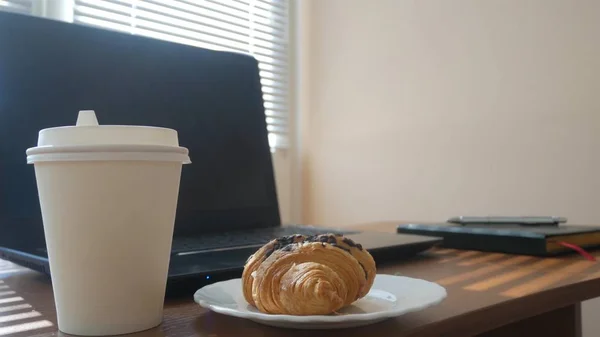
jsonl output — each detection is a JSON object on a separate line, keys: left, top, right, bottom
{"left": 26, "top": 111, "right": 190, "bottom": 336}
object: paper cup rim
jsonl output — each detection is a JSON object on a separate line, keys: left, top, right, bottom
{"left": 27, "top": 145, "right": 190, "bottom": 164}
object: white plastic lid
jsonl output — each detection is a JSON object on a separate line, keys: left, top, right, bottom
{"left": 26, "top": 110, "right": 191, "bottom": 164}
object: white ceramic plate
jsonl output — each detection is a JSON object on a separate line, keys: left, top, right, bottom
{"left": 194, "top": 274, "right": 447, "bottom": 329}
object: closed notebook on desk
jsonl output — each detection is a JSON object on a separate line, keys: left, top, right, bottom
{"left": 397, "top": 223, "right": 600, "bottom": 256}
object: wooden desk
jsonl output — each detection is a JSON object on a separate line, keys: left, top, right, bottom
{"left": 1, "top": 222, "right": 599, "bottom": 337}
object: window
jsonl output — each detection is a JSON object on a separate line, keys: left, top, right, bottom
{"left": 0, "top": 0, "right": 32, "bottom": 15}
{"left": 0, "top": 0, "right": 291, "bottom": 150}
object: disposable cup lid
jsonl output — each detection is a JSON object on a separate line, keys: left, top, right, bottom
{"left": 26, "top": 110, "right": 191, "bottom": 164}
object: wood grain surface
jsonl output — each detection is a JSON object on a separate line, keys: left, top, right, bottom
{"left": 0, "top": 222, "right": 598, "bottom": 337}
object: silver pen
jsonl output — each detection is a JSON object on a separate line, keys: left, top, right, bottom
{"left": 447, "top": 216, "right": 567, "bottom": 225}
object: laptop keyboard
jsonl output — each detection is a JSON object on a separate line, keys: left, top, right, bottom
{"left": 171, "top": 226, "right": 357, "bottom": 254}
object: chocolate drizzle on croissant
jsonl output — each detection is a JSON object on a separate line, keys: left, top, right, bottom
{"left": 264, "top": 234, "right": 304, "bottom": 258}
{"left": 242, "top": 234, "right": 377, "bottom": 315}
{"left": 342, "top": 237, "right": 363, "bottom": 250}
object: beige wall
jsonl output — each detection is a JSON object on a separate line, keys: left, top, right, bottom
{"left": 302, "top": 0, "right": 600, "bottom": 226}
{"left": 300, "top": 0, "right": 600, "bottom": 335}
{"left": 273, "top": 151, "right": 292, "bottom": 223}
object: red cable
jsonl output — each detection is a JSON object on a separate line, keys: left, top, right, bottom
{"left": 556, "top": 241, "right": 596, "bottom": 262}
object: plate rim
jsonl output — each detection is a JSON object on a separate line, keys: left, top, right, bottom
{"left": 194, "top": 274, "right": 447, "bottom": 323}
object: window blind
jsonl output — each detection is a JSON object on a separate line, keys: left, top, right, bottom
{"left": 72, "top": 0, "right": 291, "bottom": 149}
{"left": 0, "top": 0, "right": 32, "bottom": 15}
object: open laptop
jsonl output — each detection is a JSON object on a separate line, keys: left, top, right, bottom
{"left": 0, "top": 12, "right": 440, "bottom": 283}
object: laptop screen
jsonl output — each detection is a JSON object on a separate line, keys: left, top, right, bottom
{"left": 0, "top": 13, "right": 280, "bottom": 251}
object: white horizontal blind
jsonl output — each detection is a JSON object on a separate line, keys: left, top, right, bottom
{"left": 0, "top": 0, "right": 33, "bottom": 15}
{"left": 73, "top": 0, "right": 290, "bottom": 149}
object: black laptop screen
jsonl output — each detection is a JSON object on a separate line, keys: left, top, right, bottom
{"left": 0, "top": 12, "right": 281, "bottom": 250}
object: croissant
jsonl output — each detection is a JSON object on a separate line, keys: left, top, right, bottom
{"left": 242, "top": 234, "right": 376, "bottom": 315}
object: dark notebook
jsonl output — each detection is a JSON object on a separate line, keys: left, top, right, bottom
{"left": 397, "top": 223, "right": 600, "bottom": 256}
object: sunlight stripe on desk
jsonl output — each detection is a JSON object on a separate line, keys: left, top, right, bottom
{"left": 464, "top": 259, "right": 562, "bottom": 291}
{"left": 459, "top": 253, "right": 506, "bottom": 266}
{"left": 438, "top": 251, "right": 481, "bottom": 263}
{"left": 0, "top": 270, "right": 21, "bottom": 275}
{"left": 437, "top": 256, "right": 533, "bottom": 286}
{"left": 0, "top": 304, "right": 32, "bottom": 313}
{"left": 583, "top": 270, "right": 600, "bottom": 281}
{"left": 0, "top": 320, "right": 53, "bottom": 336}
{"left": 502, "top": 260, "right": 596, "bottom": 298}
{"left": 0, "top": 311, "right": 42, "bottom": 323}
{"left": 433, "top": 249, "right": 458, "bottom": 255}
{"left": 0, "top": 291, "right": 15, "bottom": 297}
{"left": 0, "top": 297, "right": 23, "bottom": 305}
